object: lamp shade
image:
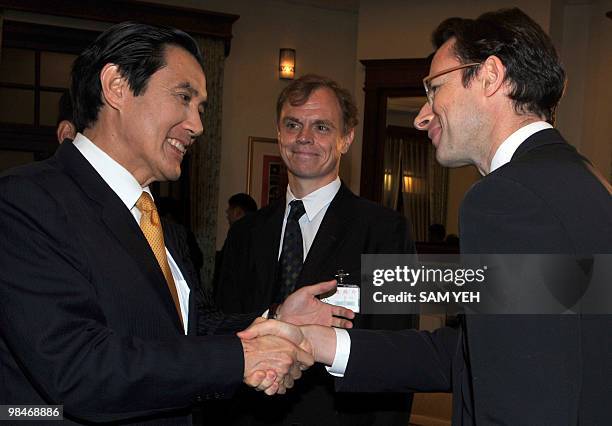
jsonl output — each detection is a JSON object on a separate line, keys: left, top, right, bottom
{"left": 279, "top": 48, "right": 296, "bottom": 80}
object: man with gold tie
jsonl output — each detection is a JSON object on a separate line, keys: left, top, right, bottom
{"left": 0, "top": 22, "right": 352, "bottom": 425}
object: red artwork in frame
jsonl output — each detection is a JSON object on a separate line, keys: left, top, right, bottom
{"left": 260, "top": 155, "right": 288, "bottom": 207}
{"left": 246, "top": 137, "right": 289, "bottom": 207}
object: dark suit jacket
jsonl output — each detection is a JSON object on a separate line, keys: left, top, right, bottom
{"left": 216, "top": 183, "right": 417, "bottom": 425}
{"left": 337, "top": 129, "right": 612, "bottom": 425}
{"left": 0, "top": 141, "right": 254, "bottom": 425}
{"left": 217, "top": 183, "right": 415, "bottom": 314}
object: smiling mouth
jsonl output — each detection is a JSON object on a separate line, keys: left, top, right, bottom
{"left": 292, "top": 150, "right": 319, "bottom": 157}
{"left": 428, "top": 126, "right": 442, "bottom": 146}
{"left": 166, "top": 137, "right": 188, "bottom": 156}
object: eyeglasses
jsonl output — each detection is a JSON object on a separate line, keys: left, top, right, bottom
{"left": 423, "top": 63, "right": 481, "bottom": 105}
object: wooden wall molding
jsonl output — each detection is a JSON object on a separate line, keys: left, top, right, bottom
{"left": 0, "top": 0, "right": 239, "bottom": 55}
{"left": 359, "top": 58, "right": 429, "bottom": 202}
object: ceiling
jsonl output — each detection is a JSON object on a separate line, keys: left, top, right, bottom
{"left": 282, "top": 0, "right": 360, "bottom": 13}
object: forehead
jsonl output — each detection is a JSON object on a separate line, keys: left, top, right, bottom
{"left": 281, "top": 87, "right": 341, "bottom": 120}
{"left": 430, "top": 39, "right": 460, "bottom": 75}
{"left": 155, "top": 45, "right": 207, "bottom": 98}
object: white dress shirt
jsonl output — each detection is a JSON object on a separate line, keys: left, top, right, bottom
{"left": 328, "top": 121, "right": 555, "bottom": 377}
{"left": 73, "top": 133, "right": 190, "bottom": 334}
{"left": 489, "top": 121, "right": 552, "bottom": 173}
{"left": 271, "top": 177, "right": 348, "bottom": 374}
{"left": 279, "top": 177, "right": 341, "bottom": 260}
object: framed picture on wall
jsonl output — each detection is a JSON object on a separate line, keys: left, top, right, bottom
{"left": 246, "top": 136, "right": 288, "bottom": 208}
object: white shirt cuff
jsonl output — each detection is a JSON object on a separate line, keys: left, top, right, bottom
{"left": 325, "top": 328, "right": 351, "bottom": 377}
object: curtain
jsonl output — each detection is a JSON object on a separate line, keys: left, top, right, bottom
{"left": 189, "top": 36, "right": 225, "bottom": 290}
{"left": 384, "top": 126, "right": 448, "bottom": 241}
{"left": 0, "top": 11, "right": 4, "bottom": 60}
{"left": 400, "top": 135, "right": 429, "bottom": 241}
{"left": 428, "top": 144, "right": 448, "bottom": 229}
{"left": 382, "top": 134, "right": 402, "bottom": 210}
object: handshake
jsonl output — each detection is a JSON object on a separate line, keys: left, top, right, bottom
{"left": 237, "top": 280, "right": 354, "bottom": 395}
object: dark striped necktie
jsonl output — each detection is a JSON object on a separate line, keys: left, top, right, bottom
{"left": 277, "top": 199, "right": 306, "bottom": 301}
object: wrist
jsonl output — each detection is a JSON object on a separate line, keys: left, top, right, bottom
{"left": 269, "top": 303, "right": 282, "bottom": 320}
{"left": 302, "top": 325, "right": 336, "bottom": 365}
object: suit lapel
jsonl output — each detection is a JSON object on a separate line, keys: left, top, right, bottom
{"left": 163, "top": 221, "right": 193, "bottom": 287}
{"left": 163, "top": 221, "right": 200, "bottom": 335}
{"left": 56, "top": 142, "right": 183, "bottom": 332}
{"left": 252, "top": 200, "right": 285, "bottom": 304}
{"left": 299, "top": 184, "right": 354, "bottom": 287}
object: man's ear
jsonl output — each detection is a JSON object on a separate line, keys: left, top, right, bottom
{"left": 480, "top": 55, "right": 506, "bottom": 97}
{"left": 56, "top": 120, "right": 77, "bottom": 144}
{"left": 99, "top": 63, "right": 127, "bottom": 111}
{"left": 340, "top": 128, "right": 355, "bottom": 154}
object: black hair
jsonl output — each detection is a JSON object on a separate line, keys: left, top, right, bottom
{"left": 276, "top": 74, "right": 358, "bottom": 135}
{"left": 228, "top": 193, "right": 258, "bottom": 213}
{"left": 428, "top": 223, "right": 446, "bottom": 242}
{"left": 432, "top": 8, "right": 565, "bottom": 123}
{"left": 71, "top": 21, "right": 203, "bottom": 132}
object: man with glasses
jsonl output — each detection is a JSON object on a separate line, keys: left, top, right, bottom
{"left": 241, "top": 8, "right": 612, "bottom": 425}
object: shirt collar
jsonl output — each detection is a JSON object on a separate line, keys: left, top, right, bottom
{"left": 489, "top": 121, "right": 552, "bottom": 174}
{"left": 285, "top": 177, "right": 341, "bottom": 221}
{"left": 72, "top": 133, "right": 151, "bottom": 210}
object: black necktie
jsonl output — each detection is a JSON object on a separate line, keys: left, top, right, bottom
{"left": 277, "top": 200, "right": 306, "bottom": 301}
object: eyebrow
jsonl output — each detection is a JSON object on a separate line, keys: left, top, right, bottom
{"left": 282, "top": 116, "right": 336, "bottom": 128}
{"left": 175, "top": 82, "right": 199, "bottom": 96}
{"left": 313, "top": 119, "right": 336, "bottom": 128}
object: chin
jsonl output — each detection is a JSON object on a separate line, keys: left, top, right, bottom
{"left": 435, "top": 151, "right": 451, "bottom": 167}
{"left": 163, "top": 168, "right": 182, "bottom": 182}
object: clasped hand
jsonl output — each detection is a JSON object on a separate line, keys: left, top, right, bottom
{"left": 239, "top": 317, "right": 313, "bottom": 395}
{"left": 239, "top": 318, "right": 337, "bottom": 395}
{"left": 238, "top": 280, "right": 352, "bottom": 395}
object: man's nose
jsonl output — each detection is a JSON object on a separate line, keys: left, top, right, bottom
{"left": 413, "top": 102, "right": 433, "bottom": 131}
{"left": 296, "top": 126, "right": 314, "bottom": 144}
{"left": 185, "top": 106, "right": 204, "bottom": 138}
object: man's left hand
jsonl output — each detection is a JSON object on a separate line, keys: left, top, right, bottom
{"left": 277, "top": 280, "right": 354, "bottom": 328}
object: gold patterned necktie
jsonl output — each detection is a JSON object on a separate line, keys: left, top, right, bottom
{"left": 136, "top": 192, "right": 183, "bottom": 327}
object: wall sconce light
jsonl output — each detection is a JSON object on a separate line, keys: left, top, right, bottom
{"left": 383, "top": 169, "right": 392, "bottom": 192}
{"left": 403, "top": 174, "right": 425, "bottom": 194}
{"left": 403, "top": 174, "right": 414, "bottom": 193}
{"left": 279, "top": 48, "right": 296, "bottom": 80}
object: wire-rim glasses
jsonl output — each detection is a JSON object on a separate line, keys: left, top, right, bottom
{"left": 423, "top": 62, "right": 481, "bottom": 105}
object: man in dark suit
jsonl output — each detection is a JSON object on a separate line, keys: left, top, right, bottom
{"left": 242, "top": 8, "right": 612, "bottom": 425}
{"left": 0, "top": 22, "right": 354, "bottom": 425}
{"left": 216, "top": 75, "right": 416, "bottom": 425}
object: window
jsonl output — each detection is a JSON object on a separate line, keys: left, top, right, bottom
{"left": 0, "top": 20, "right": 98, "bottom": 171}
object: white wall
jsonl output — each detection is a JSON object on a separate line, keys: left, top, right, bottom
{"left": 555, "top": 0, "right": 612, "bottom": 181}
{"left": 581, "top": 0, "right": 612, "bottom": 182}
{"left": 542, "top": 0, "right": 612, "bottom": 180}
